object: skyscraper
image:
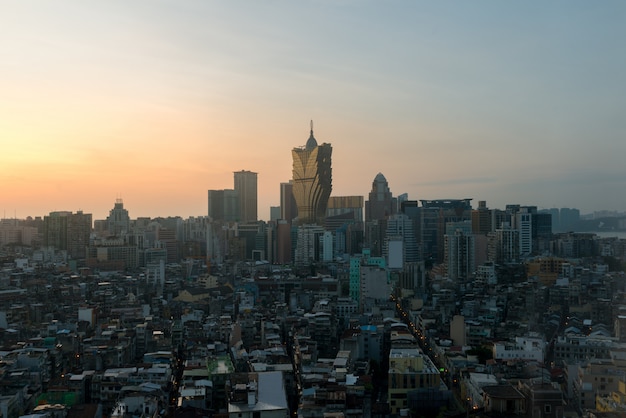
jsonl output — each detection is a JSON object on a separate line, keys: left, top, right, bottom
{"left": 365, "top": 173, "right": 396, "bottom": 221}
{"left": 444, "top": 221, "right": 475, "bottom": 280}
{"left": 208, "top": 190, "right": 225, "bottom": 221}
{"left": 291, "top": 121, "right": 332, "bottom": 225}
{"left": 208, "top": 189, "right": 239, "bottom": 222}
{"left": 233, "top": 170, "right": 257, "bottom": 222}
{"left": 106, "top": 199, "right": 130, "bottom": 236}
{"left": 471, "top": 200, "right": 492, "bottom": 236}
{"left": 384, "top": 213, "right": 419, "bottom": 265}
{"left": 43, "top": 210, "right": 92, "bottom": 259}
{"left": 364, "top": 173, "right": 397, "bottom": 257}
{"left": 420, "top": 199, "right": 473, "bottom": 264}
{"left": 280, "top": 181, "right": 298, "bottom": 223}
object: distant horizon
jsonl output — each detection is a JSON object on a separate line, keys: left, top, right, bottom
{"left": 0, "top": 198, "right": 623, "bottom": 223}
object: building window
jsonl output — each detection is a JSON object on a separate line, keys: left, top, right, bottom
{"left": 544, "top": 405, "right": 552, "bottom": 414}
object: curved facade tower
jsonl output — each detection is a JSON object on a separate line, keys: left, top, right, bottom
{"left": 292, "top": 121, "right": 332, "bottom": 225}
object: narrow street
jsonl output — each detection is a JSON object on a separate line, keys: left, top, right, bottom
{"left": 392, "top": 294, "right": 468, "bottom": 416}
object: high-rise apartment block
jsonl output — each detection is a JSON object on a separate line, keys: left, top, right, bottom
{"left": 234, "top": 170, "right": 258, "bottom": 223}
{"left": 535, "top": 212, "right": 552, "bottom": 253}
{"left": 385, "top": 213, "right": 419, "bottom": 265}
{"left": 489, "top": 223, "right": 520, "bottom": 264}
{"left": 291, "top": 122, "right": 332, "bottom": 225}
{"left": 208, "top": 190, "right": 226, "bottom": 221}
{"left": 444, "top": 220, "right": 475, "bottom": 280}
{"left": 505, "top": 205, "right": 552, "bottom": 258}
{"left": 349, "top": 248, "right": 386, "bottom": 305}
{"left": 275, "top": 220, "right": 292, "bottom": 264}
{"left": 208, "top": 189, "right": 240, "bottom": 222}
{"left": 516, "top": 209, "right": 534, "bottom": 258}
{"left": 471, "top": 200, "right": 492, "bottom": 235}
{"left": 43, "top": 210, "right": 92, "bottom": 259}
{"left": 208, "top": 170, "right": 257, "bottom": 223}
{"left": 420, "top": 199, "right": 473, "bottom": 264}
{"left": 294, "top": 224, "right": 325, "bottom": 266}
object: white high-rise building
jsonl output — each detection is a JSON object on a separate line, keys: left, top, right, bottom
{"left": 384, "top": 213, "right": 418, "bottom": 265}
{"left": 517, "top": 211, "right": 533, "bottom": 257}
{"left": 490, "top": 223, "right": 519, "bottom": 264}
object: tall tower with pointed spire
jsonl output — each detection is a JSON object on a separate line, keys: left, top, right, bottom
{"left": 291, "top": 121, "right": 332, "bottom": 225}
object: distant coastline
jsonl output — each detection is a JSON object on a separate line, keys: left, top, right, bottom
{"left": 571, "top": 216, "right": 626, "bottom": 239}
{"left": 581, "top": 230, "right": 626, "bottom": 239}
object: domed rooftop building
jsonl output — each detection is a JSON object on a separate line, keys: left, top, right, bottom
{"left": 305, "top": 126, "right": 318, "bottom": 150}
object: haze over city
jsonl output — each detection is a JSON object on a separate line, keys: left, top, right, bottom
{"left": 2, "top": 1, "right": 625, "bottom": 221}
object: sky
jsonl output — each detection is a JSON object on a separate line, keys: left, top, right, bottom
{"left": 1, "top": 1, "right": 625, "bottom": 221}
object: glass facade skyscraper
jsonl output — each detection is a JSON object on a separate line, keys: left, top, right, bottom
{"left": 291, "top": 122, "right": 332, "bottom": 225}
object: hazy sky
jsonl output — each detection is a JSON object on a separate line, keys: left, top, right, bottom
{"left": 2, "top": 1, "right": 625, "bottom": 221}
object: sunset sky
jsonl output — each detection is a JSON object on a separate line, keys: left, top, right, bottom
{"left": 2, "top": 1, "right": 625, "bottom": 221}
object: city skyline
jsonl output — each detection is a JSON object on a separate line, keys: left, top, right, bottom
{"left": 2, "top": 1, "right": 626, "bottom": 221}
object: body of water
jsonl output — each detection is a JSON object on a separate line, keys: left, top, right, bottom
{"left": 582, "top": 230, "right": 626, "bottom": 239}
